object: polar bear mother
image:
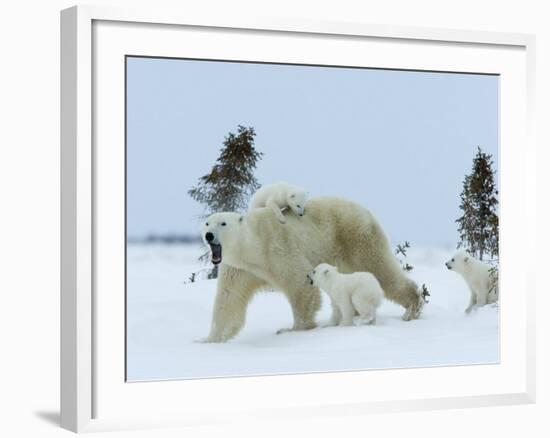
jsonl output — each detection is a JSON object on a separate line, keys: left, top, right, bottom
{"left": 201, "top": 197, "right": 424, "bottom": 342}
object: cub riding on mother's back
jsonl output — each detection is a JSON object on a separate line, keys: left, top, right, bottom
{"left": 249, "top": 181, "right": 308, "bottom": 224}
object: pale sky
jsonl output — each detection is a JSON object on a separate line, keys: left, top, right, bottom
{"left": 126, "top": 56, "right": 498, "bottom": 246}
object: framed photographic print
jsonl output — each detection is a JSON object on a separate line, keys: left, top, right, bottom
{"left": 61, "top": 5, "right": 536, "bottom": 433}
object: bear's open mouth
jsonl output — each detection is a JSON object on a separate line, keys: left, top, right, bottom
{"left": 209, "top": 243, "right": 222, "bottom": 265}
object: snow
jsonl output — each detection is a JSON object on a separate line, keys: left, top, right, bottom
{"left": 126, "top": 244, "right": 499, "bottom": 381}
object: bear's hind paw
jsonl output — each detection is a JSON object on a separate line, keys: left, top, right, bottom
{"left": 276, "top": 327, "right": 300, "bottom": 335}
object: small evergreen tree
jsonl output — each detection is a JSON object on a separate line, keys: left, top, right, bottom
{"left": 188, "top": 125, "right": 263, "bottom": 214}
{"left": 395, "top": 241, "right": 414, "bottom": 272}
{"left": 456, "top": 147, "right": 499, "bottom": 260}
{"left": 188, "top": 125, "right": 263, "bottom": 278}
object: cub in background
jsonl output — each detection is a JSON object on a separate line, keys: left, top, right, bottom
{"left": 445, "top": 251, "right": 498, "bottom": 313}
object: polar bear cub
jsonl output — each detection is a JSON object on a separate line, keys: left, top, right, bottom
{"left": 445, "top": 251, "right": 498, "bottom": 313}
{"left": 249, "top": 181, "right": 308, "bottom": 224}
{"left": 308, "top": 263, "right": 384, "bottom": 326}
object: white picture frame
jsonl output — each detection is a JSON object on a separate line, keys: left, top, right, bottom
{"left": 60, "top": 4, "right": 537, "bottom": 433}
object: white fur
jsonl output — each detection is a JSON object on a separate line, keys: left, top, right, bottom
{"left": 200, "top": 197, "right": 423, "bottom": 343}
{"left": 445, "top": 251, "right": 498, "bottom": 313}
{"left": 308, "top": 263, "right": 383, "bottom": 326}
{"left": 249, "top": 181, "right": 308, "bottom": 224}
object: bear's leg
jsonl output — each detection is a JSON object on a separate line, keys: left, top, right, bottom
{"left": 357, "top": 309, "right": 376, "bottom": 325}
{"left": 338, "top": 296, "right": 355, "bottom": 326}
{"left": 368, "top": 267, "right": 423, "bottom": 321}
{"left": 472, "top": 288, "right": 488, "bottom": 311}
{"left": 407, "top": 294, "right": 424, "bottom": 320}
{"left": 351, "top": 292, "right": 376, "bottom": 325}
{"left": 402, "top": 297, "right": 421, "bottom": 321}
{"left": 476, "top": 290, "right": 488, "bottom": 306}
{"left": 199, "top": 265, "right": 266, "bottom": 343}
{"left": 266, "top": 198, "right": 286, "bottom": 224}
{"left": 465, "top": 288, "right": 477, "bottom": 314}
{"left": 277, "top": 287, "right": 321, "bottom": 334}
{"left": 323, "top": 298, "right": 342, "bottom": 327}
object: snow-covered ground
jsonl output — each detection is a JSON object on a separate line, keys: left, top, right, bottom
{"left": 126, "top": 244, "right": 499, "bottom": 381}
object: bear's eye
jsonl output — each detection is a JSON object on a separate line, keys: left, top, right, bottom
{"left": 205, "top": 222, "right": 209, "bottom": 226}
{"left": 297, "top": 205, "right": 301, "bottom": 208}
{"left": 451, "top": 258, "right": 455, "bottom": 262}
{"left": 221, "top": 222, "right": 227, "bottom": 226}
{"left": 313, "top": 270, "right": 316, "bottom": 274}
{"left": 291, "top": 194, "right": 296, "bottom": 198}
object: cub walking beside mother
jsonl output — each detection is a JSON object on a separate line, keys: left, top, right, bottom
{"left": 308, "top": 263, "right": 384, "bottom": 327}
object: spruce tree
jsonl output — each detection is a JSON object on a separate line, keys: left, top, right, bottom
{"left": 395, "top": 241, "right": 414, "bottom": 272}
{"left": 189, "top": 125, "right": 263, "bottom": 214}
{"left": 456, "top": 174, "right": 476, "bottom": 255}
{"left": 456, "top": 147, "right": 499, "bottom": 260}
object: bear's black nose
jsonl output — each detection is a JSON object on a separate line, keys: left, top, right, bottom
{"left": 205, "top": 232, "right": 214, "bottom": 242}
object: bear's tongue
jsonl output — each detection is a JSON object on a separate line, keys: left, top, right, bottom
{"left": 210, "top": 243, "right": 222, "bottom": 265}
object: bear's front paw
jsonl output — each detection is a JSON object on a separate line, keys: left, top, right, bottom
{"left": 194, "top": 335, "right": 223, "bottom": 343}
{"left": 278, "top": 321, "right": 317, "bottom": 334}
{"left": 278, "top": 218, "right": 287, "bottom": 224}
{"left": 276, "top": 327, "right": 291, "bottom": 335}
